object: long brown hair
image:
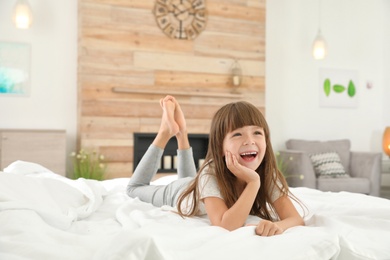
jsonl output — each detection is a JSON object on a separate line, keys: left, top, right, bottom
{"left": 177, "top": 101, "right": 291, "bottom": 220}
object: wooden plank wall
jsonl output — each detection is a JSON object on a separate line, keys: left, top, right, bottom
{"left": 78, "top": 0, "right": 266, "bottom": 179}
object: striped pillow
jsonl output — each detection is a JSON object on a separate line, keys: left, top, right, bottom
{"left": 309, "top": 152, "right": 350, "bottom": 178}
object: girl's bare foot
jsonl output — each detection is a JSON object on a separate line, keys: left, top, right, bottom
{"left": 160, "top": 96, "right": 179, "bottom": 136}
{"left": 172, "top": 97, "right": 187, "bottom": 135}
{"left": 153, "top": 96, "right": 179, "bottom": 148}
{"left": 168, "top": 97, "right": 190, "bottom": 150}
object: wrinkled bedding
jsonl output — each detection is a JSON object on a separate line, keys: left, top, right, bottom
{"left": 1, "top": 161, "right": 389, "bottom": 260}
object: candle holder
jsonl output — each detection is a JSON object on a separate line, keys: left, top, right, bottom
{"left": 231, "top": 59, "right": 242, "bottom": 93}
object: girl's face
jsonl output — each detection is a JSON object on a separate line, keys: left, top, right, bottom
{"left": 222, "top": 125, "right": 266, "bottom": 171}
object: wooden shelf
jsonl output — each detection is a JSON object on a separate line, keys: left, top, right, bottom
{"left": 111, "top": 87, "right": 243, "bottom": 98}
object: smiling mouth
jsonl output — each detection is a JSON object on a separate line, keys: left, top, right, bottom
{"left": 240, "top": 151, "right": 258, "bottom": 160}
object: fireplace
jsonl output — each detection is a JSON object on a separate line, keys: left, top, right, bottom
{"left": 133, "top": 133, "right": 209, "bottom": 173}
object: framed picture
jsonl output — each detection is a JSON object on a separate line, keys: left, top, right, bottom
{"left": 319, "top": 68, "right": 358, "bottom": 108}
{"left": 0, "top": 42, "right": 31, "bottom": 96}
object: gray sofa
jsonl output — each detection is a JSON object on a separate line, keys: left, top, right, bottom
{"left": 279, "top": 139, "right": 382, "bottom": 196}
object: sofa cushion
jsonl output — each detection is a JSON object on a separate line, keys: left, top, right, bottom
{"left": 317, "top": 177, "right": 370, "bottom": 194}
{"left": 286, "top": 139, "right": 351, "bottom": 171}
{"left": 309, "top": 152, "right": 350, "bottom": 178}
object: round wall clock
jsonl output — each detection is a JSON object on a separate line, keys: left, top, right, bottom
{"left": 153, "top": 0, "right": 207, "bottom": 40}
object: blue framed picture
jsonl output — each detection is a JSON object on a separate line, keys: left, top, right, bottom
{"left": 0, "top": 42, "right": 31, "bottom": 96}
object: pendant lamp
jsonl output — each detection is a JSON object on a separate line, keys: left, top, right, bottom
{"left": 13, "top": 0, "right": 33, "bottom": 29}
{"left": 312, "top": 0, "right": 327, "bottom": 60}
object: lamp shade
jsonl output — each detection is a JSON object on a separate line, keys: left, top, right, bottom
{"left": 312, "top": 30, "right": 327, "bottom": 60}
{"left": 13, "top": 0, "right": 33, "bottom": 29}
{"left": 230, "top": 60, "right": 242, "bottom": 94}
{"left": 383, "top": 127, "right": 390, "bottom": 157}
{"left": 231, "top": 61, "right": 242, "bottom": 87}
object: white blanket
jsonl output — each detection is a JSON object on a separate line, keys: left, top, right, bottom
{"left": 1, "top": 161, "right": 389, "bottom": 260}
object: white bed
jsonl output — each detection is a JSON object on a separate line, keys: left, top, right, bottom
{"left": 1, "top": 161, "right": 389, "bottom": 260}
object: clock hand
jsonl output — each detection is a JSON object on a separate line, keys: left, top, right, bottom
{"left": 171, "top": 4, "right": 188, "bottom": 17}
{"left": 172, "top": 4, "right": 179, "bottom": 11}
{"left": 175, "top": 7, "right": 194, "bottom": 17}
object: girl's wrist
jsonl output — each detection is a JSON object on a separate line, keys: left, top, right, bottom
{"left": 246, "top": 179, "right": 260, "bottom": 189}
{"left": 245, "top": 173, "right": 260, "bottom": 184}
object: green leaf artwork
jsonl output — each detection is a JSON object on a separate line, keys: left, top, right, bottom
{"left": 324, "top": 78, "right": 331, "bottom": 96}
{"left": 323, "top": 79, "right": 356, "bottom": 98}
{"left": 320, "top": 69, "right": 358, "bottom": 108}
{"left": 347, "top": 80, "right": 356, "bottom": 97}
{"left": 333, "top": 84, "right": 345, "bottom": 93}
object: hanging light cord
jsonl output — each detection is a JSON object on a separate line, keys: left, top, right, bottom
{"left": 318, "top": 0, "right": 322, "bottom": 32}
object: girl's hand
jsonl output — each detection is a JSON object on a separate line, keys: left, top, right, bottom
{"left": 254, "top": 220, "right": 283, "bottom": 236}
{"left": 225, "top": 151, "right": 259, "bottom": 184}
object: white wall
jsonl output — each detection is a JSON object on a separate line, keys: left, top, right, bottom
{"left": 384, "top": 1, "right": 390, "bottom": 125}
{"left": 0, "top": 0, "right": 388, "bottom": 175}
{"left": 0, "top": 0, "right": 78, "bottom": 173}
{"left": 266, "top": 0, "right": 387, "bottom": 155}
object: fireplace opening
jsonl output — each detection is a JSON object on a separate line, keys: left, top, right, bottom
{"left": 133, "top": 133, "right": 209, "bottom": 173}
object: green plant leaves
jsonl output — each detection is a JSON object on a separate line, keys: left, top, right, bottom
{"left": 70, "top": 149, "right": 107, "bottom": 180}
{"left": 324, "top": 78, "right": 331, "bottom": 96}
{"left": 347, "top": 80, "right": 356, "bottom": 97}
{"left": 333, "top": 84, "right": 345, "bottom": 93}
{"left": 323, "top": 79, "right": 356, "bottom": 98}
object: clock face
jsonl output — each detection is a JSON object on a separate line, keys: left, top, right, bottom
{"left": 154, "top": 0, "right": 207, "bottom": 40}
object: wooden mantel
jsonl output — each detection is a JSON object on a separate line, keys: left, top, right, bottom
{"left": 111, "top": 87, "right": 244, "bottom": 98}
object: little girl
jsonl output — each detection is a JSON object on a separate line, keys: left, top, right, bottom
{"left": 127, "top": 95, "right": 304, "bottom": 236}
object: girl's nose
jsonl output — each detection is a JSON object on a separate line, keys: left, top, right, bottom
{"left": 243, "top": 138, "right": 255, "bottom": 145}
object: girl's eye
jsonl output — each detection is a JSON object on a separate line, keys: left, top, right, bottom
{"left": 232, "top": 132, "right": 241, "bottom": 137}
{"left": 254, "top": 131, "right": 263, "bottom": 135}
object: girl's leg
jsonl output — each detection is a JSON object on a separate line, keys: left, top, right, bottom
{"left": 127, "top": 143, "right": 191, "bottom": 207}
{"left": 177, "top": 148, "right": 196, "bottom": 179}
{"left": 126, "top": 148, "right": 194, "bottom": 207}
{"left": 127, "top": 96, "right": 194, "bottom": 206}
{"left": 127, "top": 144, "right": 163, "bottom": 187}
{"left": 173, "top": 98, "right": 196, "bottom": 179}
{"left": 128, "top": 97, "right": 176, "bottom": 186}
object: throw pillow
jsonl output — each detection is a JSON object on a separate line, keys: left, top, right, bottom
{"left": 286, "top": 139, "right": 351, "bottom": 171}
{"left": 309, "top": 152, "right": 350, "bottom": 178}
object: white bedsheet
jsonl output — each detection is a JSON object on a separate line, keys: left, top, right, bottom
{"left": 0, "top": 161, "right": 389, "bottom": 260}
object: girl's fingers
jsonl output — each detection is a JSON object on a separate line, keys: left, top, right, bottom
{"left": 225, "top": 151, "right": 239, "bottom": 174}
{"left": 256, "top": 221, "right": 282, "bottom": 237}
{"left": 225, "top": 151, "right": 230, "bottom": 166}
{"left": 263, "top": 226, "right": 271, "bottom": 236}
{"left": 226, "top": 151, "right": 254, "bottom": 181}
{"left": 255, "top": 224, "right": 263, "bottom": 235}
{"left": 231, "top": 153, "right": 238, "bottom": 165}
{"left": 226, "top": 151, "right": 238, "bottom": 168}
